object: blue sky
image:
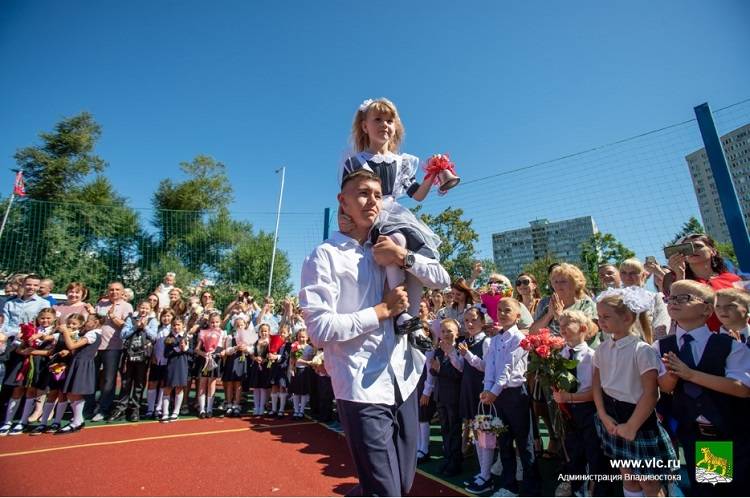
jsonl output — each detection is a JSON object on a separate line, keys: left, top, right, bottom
{"left": 1, "top": 1, "right": 749, "bottom": 288}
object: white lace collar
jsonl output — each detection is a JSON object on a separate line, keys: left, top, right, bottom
{"left": 359, "top": 150, "right": 399, "bottom": 164}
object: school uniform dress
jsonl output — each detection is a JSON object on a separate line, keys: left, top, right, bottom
{"left": 594, "top": 335, "right": 676, "bottom": 476}
{"left": 196, "top": 328, "right": 224, "bottom": 378}
{"left": 269, "top": 342, "right": 291, "bottom": 388}
{"left": 30, "top": 327, "right": 56, "bottom": 390}
{"left": 46, "top": 333, "right": 71, "bottom": 392}
{"left": 222, "top": 335, "right": 246, "bottom": 382}
{"left": 300, "top": 230, "right": 450, "bottom": 497}
{"left": 559, "top": 343, "right": 609, "bottom": 494}
{"left": 654, "top": 325, "right": 750, "bottom": 496}
{"left": 63, "top": 330, "right": 103, "bottom": 395}
{"left": 459, "top": 333, "right": 490, "bottom": 421}
{"left": 148, "top": 325, "right": 172, "bottom": 385}
{"left": 430, "top": 348, "right": 464, "bottom": 472}
{"left": 248, "top": 340, "right": 271, "bottom": 388}
{"left": 483, "top": 325, "right": 539, "bottom": 495}
{"left": 164, "top": 334, "right": 191, "bottom": 387}
{"left": 289, "top": 344, "right": 315, "bottom": 395}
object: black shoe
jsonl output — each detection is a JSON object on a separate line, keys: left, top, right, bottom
{"left": 417, "top": 452, "right": 432, "bottom": 465}
{"left": 440, "top": 465, "right": 462, "bottom": 477}
{"left": 199, "top": 411, "right": 207, "bottom": 419}
{"left": 465, "top": 477, "right": 493, "bottom": 495}
{"left": 55, "top": 422, "right": 84, "bottom": 434}
{"left": 128, "top": 413, "right": 139, "bottom": 422}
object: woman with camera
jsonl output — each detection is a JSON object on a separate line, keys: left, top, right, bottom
{"left": 665, "top": 233, "right": 740, "bottom": 331}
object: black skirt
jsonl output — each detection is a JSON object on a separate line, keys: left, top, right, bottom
{"left": 166, "top": 356, "right": 189, "bottom": 387}
{"left": 148, "top": 364, "right": 167, "bottom": 384}
{"left": 222, "top": 353, "right": 249, "bottom": 382}
{"left": 248, "top": 360, "right": 271, "bottom": 388}
{"left": 196, "top": 354, "right": 222, "bottom": 378}
{"left": 63, "top": 357, "right": 97, "bottom": 395}
{"left": 289, "top": 366, "right": 314, "bottom": 395}
{"left": 269, "top": 361, "right": 289, "bottom": 388}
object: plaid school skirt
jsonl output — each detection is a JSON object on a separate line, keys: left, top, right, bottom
{"left": 595, "top": 416, "right": 677, "bottom": 476}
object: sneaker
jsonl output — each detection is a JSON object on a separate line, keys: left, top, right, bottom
{"left": 8, "top": 423, "right": 26, "bottom": 436}
{"left": 30, "top": 425, "right": 47, "bottom": 436}
{"left": 555, "top": 482, "right": 572, "bottom": 497}
{"left": 90, "top": 413, "right": 105, "bottom": 422}
{"left": 466, "top": 477, "right": 494, "bottom": 495}
{"left": 128, "top": 412, "right": 140, "bottom": 422}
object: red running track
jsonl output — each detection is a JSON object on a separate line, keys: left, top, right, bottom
{"left": 0, "top": 417, "right": 463, "bottom": 496}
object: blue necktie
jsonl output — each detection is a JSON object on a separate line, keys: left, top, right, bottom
{"left": 679, "top": 334, "right": 702, "bottom": 398}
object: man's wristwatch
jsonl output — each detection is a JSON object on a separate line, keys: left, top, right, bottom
{"left": 401, "top": 250, "right": 415, "bottom": 270}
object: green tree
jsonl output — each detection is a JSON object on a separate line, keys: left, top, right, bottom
{"left": 580, "top": 232, "right": 635, "bottom": 292}
{"left": 1, "top": 114, "right": 138, "bottom": 295}
{"left": 413, "top": 206, "right": 479, "bottom": 279}
{"left": 670, "top": 216, "right": 704, "bottom": 244}
{"left": 521, "top": 254, "right": 560, "bottom": 297}
{"left": 148, "top": 156, "right": 292, "bottom": 305}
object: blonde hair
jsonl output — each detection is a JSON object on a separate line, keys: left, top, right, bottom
{"left": 619, "top": 258, "right": 645, "bottom": 274}
{"left": 559, "top": 310, "right": 596, "bottom": 340}
{"left": 597, "top": 293, "right": 652, "bottom": 343}
{"left": 351, "top": 98, "right": 405, "bottom": 152}
{"left": 670, "top": 280, "right": 715, "bottom": 303}
{"left": 440, "top": 318, "right": 460, "bottom": 334}
{"left": 715, "top": 287, "right": 750, "bottom": 309}
{"left": 549, "top": 263, "right": 588, "bottom": 298}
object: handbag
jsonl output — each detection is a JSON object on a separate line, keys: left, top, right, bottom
{"left": 474, "top": 401, "right": 499, "bottom": 449}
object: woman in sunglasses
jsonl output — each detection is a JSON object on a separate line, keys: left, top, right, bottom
{"left": 513, "top": 273, "right": 541, "bottom": 316}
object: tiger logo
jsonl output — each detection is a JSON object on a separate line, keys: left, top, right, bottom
{"left": 696, "top": 447, "right": 729, "bottom": 476}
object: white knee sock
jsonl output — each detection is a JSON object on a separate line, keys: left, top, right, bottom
{"left": 146, "top": 389, "right": 157, "bottom": 412}
{"left": 161, "top": 396, "right": 170, "bottom": 417}
{"left": 3, "top": 398, "right": 20, "bottom": 424}
{"left": 198, "top": 393, "right": 206, "bottom": 413}
{"left": 40, "top": 401, "right": 56, "bottom": 425}
{"left": 271, "top": 392, "right": 279, "bottom": 413}
{"left": 622, "top": 489, "right": 644, "bottom": 497}
{"left": 173, "top": 392, "right": 184, "bottom": 416}
{"left": 419, "top": 422, "right": 431, "bottom": 454}
{"left": 278, "top": 392, "right": 287, "bottom": 413}
{"left": 70, "top": 400, "right": 84, "bottom": 426}
{"left": 156, "top": 389, "right": 164, "bottom": 411}
{"left": 292, "top": 395, "right": 300, "bottom": 414}
{"left": 300, "top": 394, "right": 309, "bottom": 411}
{"left": 207, "top": 395, "right": 214, "bottom": 412}
{"left": 261, "top": 389, "right": 270, "bottom": 412}
{"left": 20, "top": 398, "right": 36, "bottom": 424}
{"left": 253, "top": 389, "right": 261, "bottom": 414}
{"left": 478, "top": 446, "right": 494, "bottom": 480}
{"left": 53, "top": 401, "right": 69, "bottom": 424}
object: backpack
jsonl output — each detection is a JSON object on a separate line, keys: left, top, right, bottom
{"left": 125, "top": 328, "right": 153, "bottom": 363}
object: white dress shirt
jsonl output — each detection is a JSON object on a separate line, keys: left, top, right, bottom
{"left": 483, "top": 325, "right": 528, "bottom": 396}
{"left": 653, "top": 324, "right": 750, "bottom": 388}
{"left": 594, "top": 335, "right": 662, "bottom": 404}
{"left": 719, "top": 325, "right": 750, "bottom": 344}
{"left": 462, "top": 332, "right": 491, "bottom": 372}
{"left": 299, "top": 231, "right": 450, "bottom": 404}
{"left": 561, "top": 342, "right": 594, "bottom": 395}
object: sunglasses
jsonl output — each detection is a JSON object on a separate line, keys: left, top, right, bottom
{"left": 516, "top": 279, "right": 531, "bottom": 286}
{"left": 664, "top": 294, "right": 708, "bottom": 305}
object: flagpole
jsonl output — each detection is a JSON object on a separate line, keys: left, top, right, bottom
{"left": 267, "top": 166, "right": 286, "bottom": 297}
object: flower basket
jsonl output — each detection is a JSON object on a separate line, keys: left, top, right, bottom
{"left": 469, "top": 402, "right": 506, "bottom": 449}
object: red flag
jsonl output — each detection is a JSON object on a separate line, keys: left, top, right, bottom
{"left": 13, "top": 170, "right": 25, "bottom": 197}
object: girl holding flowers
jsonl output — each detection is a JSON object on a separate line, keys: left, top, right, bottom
{"left": 248, "top": 323, "right": 272, "bottom": 416}
{"left": 289, "top": 328, "right": 315, "bottom": 420}
{"left": 221, "top": 315, "right": 255, "bottom": 417}
{"left": 195, "top": 312, "right": 225, "bottom": 418}
{"left": 339, "top": 98, "right": 444, "bottom": 342}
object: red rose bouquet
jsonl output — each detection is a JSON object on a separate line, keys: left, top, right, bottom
{"left": 519, "top": 328, "right": 577, "bottom": 393}
{"left": 16, "top": 322, "right": 40, "bottom": 384}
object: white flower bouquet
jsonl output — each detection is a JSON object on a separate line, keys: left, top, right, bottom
{"left": 469, "top": 402, "right": 506, "bottom": 449}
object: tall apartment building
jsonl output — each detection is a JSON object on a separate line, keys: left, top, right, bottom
{"left": 492, "top": 216, "right": 598, "bottom": 279}
{"left": 685, "top": 123, "right": 750, "bottom": 244}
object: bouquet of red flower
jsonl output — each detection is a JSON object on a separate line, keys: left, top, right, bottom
{"left": 423, "top": 154, "right": 460, "bottom": 194}
{"left": 519, "top": 328, "right": 577, "bottom": 393}
{"left": 290, "top": 341, "right": 305, "bottom": 360}
{"left": 16, "top": 322, "right": 39, "bottom": 384}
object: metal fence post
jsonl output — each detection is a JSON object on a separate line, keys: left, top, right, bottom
{"left": 694, "top": 102, "right": 750, "bottom": 272}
